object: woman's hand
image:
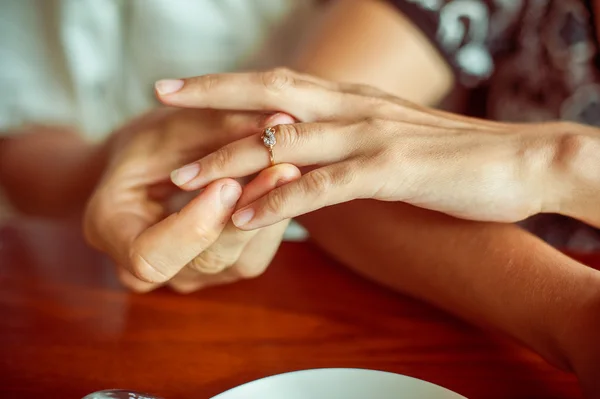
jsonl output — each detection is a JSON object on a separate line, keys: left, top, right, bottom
{"left": 84, "top": 107, "right": 299, "bottom": 293}
{"left": 156, "top": 69, "right": 600, "bottom": 230}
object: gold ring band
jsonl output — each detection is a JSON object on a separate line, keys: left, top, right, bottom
{"left": 261, "top": 127, "right": 277, "bottom": 167}
{"left": 267, "top": 147, "right": 275, "bottom": 166}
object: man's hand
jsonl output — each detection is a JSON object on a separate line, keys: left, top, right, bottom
{"left": 84, "top": 108, "right": 299, "bottom": 293}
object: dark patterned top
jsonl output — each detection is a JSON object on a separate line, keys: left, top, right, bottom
{"left": 386, "top": 0, "right": 600, "bottom": 252}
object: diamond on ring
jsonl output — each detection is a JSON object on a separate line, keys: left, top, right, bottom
{"left": 262, "top": 127, "right": 276, "bottom": 147}
{"left": 261, "top": 127, "right": 276, "bottom": 166}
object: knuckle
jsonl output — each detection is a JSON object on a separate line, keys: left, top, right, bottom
{"left": 260, "top": 68, "right": 295, "bottom": 93}
{"left": 275, "top": 123, "right": 302, "bottom": 149}
{"left": 348, "top": 82, "right": 385, "bottom": 97}
{"left": 191, "top": 74, "right": 219, "bottom": 93}
{"left": 263, "top": 189, "right": 287, "bottom": 216}
{"left": 360, "top": 96, "right": 398, "bottom": 118}
{"left": 210, "top": 145, "right": 235, "bottom": 171}
{"left": 180, "top": 210, "right": 224, "bottom": 249}
{"left": 355, "top": 117, "right": 397, "bottom": 150}
{"left": 375, "top": 137, "right": 399, "bottom": 159}
{"left": 330, "top": 162, "right": 356, "bottom": 187}
{"left": 360, "top": 116, "right": 386, "bottom": 131}
{"left": 302, "top": 168, "right": 333, "bottom": 194}
{"left": 190, "top": 249, "right": 236, "bottom": 274}
{"left": 373, "top": 147, "right": 401, "bottom": 175}
{"left": 190, "top": 224, "right": 220, "bottom": 250}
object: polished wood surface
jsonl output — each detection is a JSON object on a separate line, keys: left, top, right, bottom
{"left": 0, "top": 217, "right": 583, "bottom": 399}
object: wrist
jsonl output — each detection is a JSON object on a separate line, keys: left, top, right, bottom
{"left": 542, "top": 122, "right": 600, "bottom": 224}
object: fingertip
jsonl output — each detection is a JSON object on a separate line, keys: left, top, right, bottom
{"left": 260, "top": 163, "right": 302, "bottom": 188}
{"left": 264, "top": 112, "right": 296, "bottom": 126}
{"left": 275, "top": 163, "right": 302, "bottom": 181}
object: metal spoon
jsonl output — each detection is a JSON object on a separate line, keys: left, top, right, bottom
{"left": 82, "top": 389, "right": 164, "bottom": 399}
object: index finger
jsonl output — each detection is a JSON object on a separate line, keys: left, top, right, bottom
{"left": 154, "top": 69, "right": 345, "bottom": 122}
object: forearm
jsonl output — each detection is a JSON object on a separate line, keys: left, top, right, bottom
{"left": 298, "top": 201, "right": 600, "bottom": 371}
{"left": 291, "top": 0, "right": 600, "bottom": 372}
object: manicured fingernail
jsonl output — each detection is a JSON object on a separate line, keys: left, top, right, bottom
{"left": 171, "top": 163, "right": 200, "bottom": 186}
{"left": 232, "top": 208, "right": 255, "bottom": 227}
{"left": 220, "top": 184, "right": 242, "bottom": 207}
{"left": 155, "top": 79, "right": 184, "bottom": 95}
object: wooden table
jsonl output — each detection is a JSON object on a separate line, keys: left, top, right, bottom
{"left": 0, "top": 217, "right": 582, "bottom": 399}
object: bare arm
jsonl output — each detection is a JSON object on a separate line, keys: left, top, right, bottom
{"left": 290, "top": 0, "right": 600, "bottom": 382}
{"left": 292, "top": 0, "right": 453, "bottom": 105}
{"left": 150, "top": 1, "right": 600, "bottom": 390}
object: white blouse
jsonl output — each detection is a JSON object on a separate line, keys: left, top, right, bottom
{"left": 0, "top": 0, "right": 312, "bottom": 240}
{"left": 0, "top": 0, "right": 316, "bottom": 139}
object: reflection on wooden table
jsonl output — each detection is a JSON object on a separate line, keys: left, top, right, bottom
{"left": 0, "top": 218, "right": 581, "bottom": 399}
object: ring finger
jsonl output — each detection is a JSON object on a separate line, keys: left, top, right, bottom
{"left": 170, "top": 121, "right": 357, "bottom": 191}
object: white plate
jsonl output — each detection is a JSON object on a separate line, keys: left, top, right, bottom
{"left": 211, "top": 368, "right": 467, "bottom": 399}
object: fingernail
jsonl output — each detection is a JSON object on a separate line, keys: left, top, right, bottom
{"left": 171, "top": 163, "right": 200, "bottom": 186}
{"left": 220, "top": 184, "right": 242, "bottom": 207}
{"left": 155, "top": 79, "right": 184, "bottom": 95}
{"left": 232, "top": 208, "right": 255, "bottom": 227}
